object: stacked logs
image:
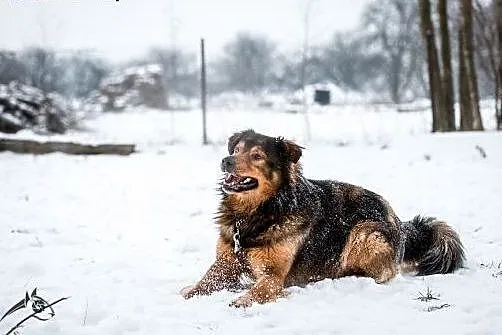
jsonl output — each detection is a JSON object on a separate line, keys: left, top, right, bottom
{"left": 98, "top": 64, "right": 169, "bottom": 112}
{"left": 0, "top": 82, "right": 70, "bottom": 134}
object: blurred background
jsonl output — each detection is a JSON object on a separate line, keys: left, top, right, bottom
{"left": 0, "top": 0, "right": 500, "bottom": 147}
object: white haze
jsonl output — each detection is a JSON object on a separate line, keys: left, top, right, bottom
{"left": 0, "top": 0, "right": 369, "bottom": 62}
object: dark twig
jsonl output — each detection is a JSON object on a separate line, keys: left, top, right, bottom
{"left": 426, "top": 303, "right": 451, "bottom": 312}
{"left": 5, "top": 297, "right": 70, "bottom": 335}
{"left": 475, "top": 145, "right": 487, "bottom": 158}
{"left": 82, "top": 299, "right": 88, "bottom": 327}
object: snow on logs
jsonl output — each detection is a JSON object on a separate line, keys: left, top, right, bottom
{"left": 98, "top": 64, "right": 169, "bottom": 111}
{"left": 0, "top": 82, "right": 70, "bottom": 134}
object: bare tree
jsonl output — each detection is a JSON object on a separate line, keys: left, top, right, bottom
{"left": 473, "top": 0, "right": 501, "bottom": 129}
{"left": 314, "top": 33, "right": 386, "bottom": 92}
{"left": 363, "top": 0, "right": 421, "bottom": 103}
{"left": 498, "top": 0, "right": 502, "bottom": 129}
{"left": 148, "top": 48, "right": 198, "bottom": 98}
{"left": 438, "top": 0, "right": 456, "bottom": 130}
{"left": 271, "top": 53, "right": 302, "bottom": 90}
{"left": 473, "top": 0, "right": 497, "bottom": 89}
{"left": 458, "top": 16, "right": 470, "bottom": 127}
{"left": 419, "top": 0, "right": 447, "bottom": 131}
{"left": 459, "top": 0, "right": 484, "bottom": 130}
{"left": 217, "top": 32, "right": 276, "bottom": 93}
{"left": 20, "top": 47, "right": 61, "bottom": 93}
{"left": 0, "top": 51, "right": 27, "bottom": 84}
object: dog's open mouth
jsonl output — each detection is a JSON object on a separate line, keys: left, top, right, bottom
{"left": 222, "top": 173, "right": 258, "bottom": 193}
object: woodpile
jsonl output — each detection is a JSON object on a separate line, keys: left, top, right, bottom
{"left": 0, "top": 82, "right": 72, "bottom": 134}
{"left": 98, "top": 64, "right": 169, "bottom": 112}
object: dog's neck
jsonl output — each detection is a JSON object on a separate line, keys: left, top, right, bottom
{"left": 223, "top": 174, "right": 310, "bottom": 213}
{"left": 218, "top": 175, "right": 318, "bottom": 245}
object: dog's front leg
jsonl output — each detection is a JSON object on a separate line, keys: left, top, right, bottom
{"left": 230, "top": 238, "right": 298, "bottom": 307}
{"left": 181, "top": 238, "right": 242, "bottom": 299}
{"left": 230, "top": 273, "right": 287, "bottom": 307}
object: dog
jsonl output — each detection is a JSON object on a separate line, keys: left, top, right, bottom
{"left": 181, "top": 129, "right": 465, "bottom": 307}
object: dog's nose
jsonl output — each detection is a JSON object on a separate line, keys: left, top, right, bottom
{"left": 221, "top": 156, "right": 235, "bottom": 172}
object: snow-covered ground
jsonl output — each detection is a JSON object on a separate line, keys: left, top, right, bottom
{"left": 1, "top": 105, "right": 502, "bottom": 334}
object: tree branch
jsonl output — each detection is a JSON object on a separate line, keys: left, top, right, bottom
{"left": 5, "top": 297, "right": 70, "bottom": 335}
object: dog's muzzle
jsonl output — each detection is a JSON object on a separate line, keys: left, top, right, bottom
{"left": 221, "top": 156, "right": 236, "bottom": 172}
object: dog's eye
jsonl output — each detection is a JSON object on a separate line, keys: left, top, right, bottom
{"left": 251, "top": 153, "right": 263, "bottom": 160}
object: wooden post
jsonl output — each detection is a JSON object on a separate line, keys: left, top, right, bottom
{"left": 301, "top": 0, "right": 314, "bottom": 142}
{"left": 200, "top": 38, "right": 208, "bottom": 145}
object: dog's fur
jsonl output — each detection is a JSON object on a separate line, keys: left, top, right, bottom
{"left": 181, "top": 130, "right": 465, "bottom": 307}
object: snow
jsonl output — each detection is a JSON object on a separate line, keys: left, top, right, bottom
{"left": 1, "top": 105, "right": 502, "bottom": 334}
{"left": 295, "top": 83, "right": 371, "bottom": 105}
{"left": 3, "top": 99, "right": 498, "bottom": 148}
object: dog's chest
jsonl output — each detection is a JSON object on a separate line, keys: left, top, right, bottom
{"left": 236, "top": 224, "right": 309, "bottom": 281}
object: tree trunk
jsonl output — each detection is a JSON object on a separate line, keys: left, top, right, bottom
{"left": 497, "top": 0, "right": 502, "bottom": 130}
{"left": 473, "top": 0, "right": 498, "bottom": 128}
{"left": 438, "top": 0, "right": 456, "bottom": 130}
{"left": 390, "top": 54, "right": 402, "bottom": 104}
{"left": 459, "top": 23, "right": 471, "bottom": 129}
{"left": 459, "top": 0, "right": 484, "bottom": 131}
{"left": 419, "top": 0, "right": 445, "bottom": 132}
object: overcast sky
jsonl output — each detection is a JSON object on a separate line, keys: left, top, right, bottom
{"left": 0, "top": 0, "right": 369, "bottom": 63}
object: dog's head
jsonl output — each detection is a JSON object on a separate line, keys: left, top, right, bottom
{"left": 220, "top": 129, "right": 303, "bottom": 211}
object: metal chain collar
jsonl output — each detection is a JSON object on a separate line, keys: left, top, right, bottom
{"left": 233, "top": 218, "right": 244, "bottom": 254}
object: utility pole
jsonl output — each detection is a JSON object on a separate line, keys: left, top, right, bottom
{"left": 301, "top": 0, "right": 316, "bottom": 142}
{"left": 200, "top": 38, "right": 208, "bottom": 145}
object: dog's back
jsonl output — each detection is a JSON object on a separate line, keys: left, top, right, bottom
{"left": 269, "top": 178, "right": 402, "bottom": 286}
{"left": 284, "top": 179, "right": 464, "bottom": 286}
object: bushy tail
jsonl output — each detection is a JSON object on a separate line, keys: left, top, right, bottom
{"left": 402, "top": 216, "right": 465, "bottom": 276}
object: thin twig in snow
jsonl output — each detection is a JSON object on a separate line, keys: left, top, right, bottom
{"left": 475, "top": 145, "right": 487, "bottom": 158}
{"left": 426, "top": 303, "right": 450, "bottom": 312}
{"left": 82, "top": 299, "right": 88, "bottom": 327}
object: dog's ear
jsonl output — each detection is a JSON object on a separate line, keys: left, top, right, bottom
{"left": 227, "top": 129, "right": 254, "bottom": 154}
{"left": 277, "top": 137, "right": 303, "bottom": 163}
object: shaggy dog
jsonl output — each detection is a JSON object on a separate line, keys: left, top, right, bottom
{"left": 181, "top": 130, "right": 464, "bottom": 307}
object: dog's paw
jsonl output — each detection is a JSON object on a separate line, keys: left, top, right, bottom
{"left": 230, "top": 295, "right": 254, "bottom": 308}
{"left": 180, "top": 285, "right": 199, "bottom": 299}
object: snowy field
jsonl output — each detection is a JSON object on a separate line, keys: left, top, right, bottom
{"left": 1, "top": 105, "right": 502, "bottom": 334}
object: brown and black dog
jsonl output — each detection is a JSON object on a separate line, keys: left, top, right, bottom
{"left": 181, "top": 129, "right": 465, "bottom": 307}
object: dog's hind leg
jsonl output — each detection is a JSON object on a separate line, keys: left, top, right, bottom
{"left": 338, "top": 221, "right": 398, "bottom": 283}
